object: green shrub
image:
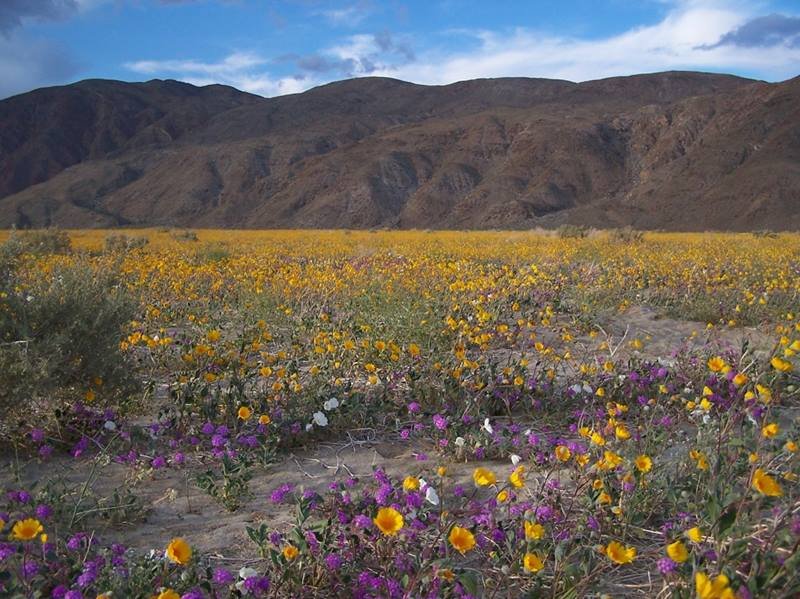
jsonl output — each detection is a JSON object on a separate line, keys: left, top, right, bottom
{"left": 195, "top": 241, "right": 230, "bottom": 263}
{"left": 170, "top": 229, "right": 198, "bottom": 242}
{"left": 104, "top": 233, "right": 149, "bottom": 253}
{"left": 7, "top": 228, "right": 72, "bottom": 255}
{"left": 610, "top": 226, "right": 644, "bottom": 243}
{"left": 557, "top": 224, "right": 590, "bottom": 239}
{"left": 752, "top": 229, "right": 778, "bottom": 239}
{"left": 0, "top": 259, "right": 139, "bottom": 426}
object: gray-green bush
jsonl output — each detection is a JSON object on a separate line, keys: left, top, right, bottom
{"left": 610, "top": 226, "right": 644, "bottom": 243}
{"left": 0, "top": 254, "right": 139, "bottom": 427}
{"left": 10, "top": 228, "right": 73, "bottom": 255}
{"left": 557, "top": 224, "right": 591, "bottom": 239}
{"left": 104, "top": 233, "right": 149, "bottom": 253}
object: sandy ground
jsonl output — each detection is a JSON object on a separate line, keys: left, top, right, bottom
{"left": 2, "top": 434, "right": 506, "bottom": 562}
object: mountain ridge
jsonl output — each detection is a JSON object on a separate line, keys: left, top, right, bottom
{"left": 1, "top": 71, "right": 798, "bottom": 230}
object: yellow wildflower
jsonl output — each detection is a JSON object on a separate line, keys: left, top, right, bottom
{"left": 695, "top": 572, "right": 735, "bottom": 599}
{"left": 634, "top": 455, "right": 652, "bottom": 473}
{"left": 473, "top": 467, "right": 496, "bottom": 487}
{"left": 732, "top": 372, "right": 748, "bottom": 386}
{"left": 604, "top": 541, "right": 636, "bottom": 564}
{"left": 666, "top": 540, "right": 688, "bottom": 563}
{"left": 448, "top": 526, "right": 476, "bottom": 554}
{"left": 752, "top": 468, "right": 783, "bottom": 497}
{"left": 761, "top": 423, "right": 779, "bottom": 438}
{"left": 686, "top": 527, "right": 703, "bottom": 543}
{"left": 523, "top": 552, "right": 544, "bottom": 572}
{"left": 373, "top": 507, "right": 404, "bottom": 536}
{"left": 402, "top": 476, "right": 420, "bottom": 491}
{"left": 165, "top": 538, "right": 192, "bottom": 565}
{"left": 555, "top": 445, "right": 571, "bottom": 462}
{"left": 771, "top": 356, "right": 793, "bottom": 372}
{"left": 509, "top": 466, "right": 525, "bottom": 488}
{"left": 525, "top": 521, "right": 544, "bottom": 540}
{"left": 615, "top": 424, "right": 630, "bottom": 440}
{"left": 12, "top": 518, "right": 43, "bottom": 541}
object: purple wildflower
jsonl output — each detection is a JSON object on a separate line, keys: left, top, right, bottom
{"left": 213, "top": 568, "right": 235, "bottom": 585}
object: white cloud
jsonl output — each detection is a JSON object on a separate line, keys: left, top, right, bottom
{"left": 125, "top": 52, "right": 267, "bottom": 76}
{"left": 125, "top": 52, "right": 313, "bottom": 96}
{"left": 317, "top": 1, "right": 371, "bottom": 27}
{"left": 328, "top": 33, "right": 377, "bottom": 62}
{"left": 0, "top": 33, "right": 78, "bottom": 98}
{"left": 120, "top": 1, "right": 799, "bottom": 100}
{"left": 319, "top": 6, "right": 367, "bottom": 27}
{"left": 373, "top": 3, "right": 800, "bottom": 84}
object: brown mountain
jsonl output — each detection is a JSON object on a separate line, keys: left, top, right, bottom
{"left": 1, "top": 71, "right": 798, "bottom": 230}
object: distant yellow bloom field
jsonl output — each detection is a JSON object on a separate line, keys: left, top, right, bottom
{"left": 6, "top": 229, "right": 798, "bottom": 324}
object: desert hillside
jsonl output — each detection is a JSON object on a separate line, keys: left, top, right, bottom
{"left": 1, "top": 71, "right": 798, "bottom": 230}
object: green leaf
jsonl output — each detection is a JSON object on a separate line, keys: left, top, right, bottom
{"left": 459, "top": 571, "right": 480, "bottom": 596}
{"left": 554, "top": 539, "right": 570, "bottom": 562}
{"left": 717, "top": 506, "right": 737, "bottom": 536}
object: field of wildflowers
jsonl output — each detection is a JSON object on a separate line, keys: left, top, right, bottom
{"left": 0, "top": 228, "right": 798, "bottom": 598}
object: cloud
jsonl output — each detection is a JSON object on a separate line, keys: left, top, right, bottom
{"left": 156, "top": 0, "right": 245, "bottom": 5}
{"left": 317, "top": 1, "right": 372, "bottom": 26}
{"left": 703, "top": 13, "right": 800, "bottom": 48}
{"left": 126, "top": 51, "right": 267, "bottom": 76}
{"left": 367, "top": 3, "right": 800, "bottom": 84}
{"left": 124, "top": 1, "right": 799, "bottom": 99}
{"left": 325, "top": 31, "right": 415, "bottom": 74}
{"left": 0, "top": 0, "right": 78, "bottom": 35}
{"left": 374, "top": 29, "right": 414, "bottom": 61}
{"left": 0, "top": 34, "right": 79, "bottom": 98}
{"left": 293, "top": 53, "right": 356, "bottom": 74}
{"left": 127, "top": 27, "right": 418, "bottom": 94}
{"left": 125, "top": 52, "right": 310, "bottom": 96}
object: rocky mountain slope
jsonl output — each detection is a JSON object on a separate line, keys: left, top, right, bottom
{"left": 1, "top": 71, "right": 798, "bottom": 230}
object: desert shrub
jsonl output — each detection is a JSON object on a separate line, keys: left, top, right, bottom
{"left": 557, "top": 223, "right": 590, "bottom": 238}
{"left": 104, "top": 233, "right": 149, "bottom": 253}
{"left": 170, "top": 229, "right": 198, "bottom": 242}
{"left": 194, "top": 241, "right": 230, "bottom": 263}
{"left": 610, "top": 226, "right": 644, "bottom": 243}
{"left": 0, "top": 235, "right": 24, "bottom": 271}
{"left": 752, "top": 229, "right": 778, "bottom": 238}
{"left": 7, "top": 227, "right": 72, "bottom": 255}
{"left": 0, "top": 260, "right": 138, "bottom": 425}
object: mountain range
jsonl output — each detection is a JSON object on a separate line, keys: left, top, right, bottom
{"left": 1, "top": 71, "right": 798, "bottom": 230}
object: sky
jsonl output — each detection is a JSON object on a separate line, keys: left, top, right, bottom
{"left": 1, "top": 0, "right": 799, "bottom": 99}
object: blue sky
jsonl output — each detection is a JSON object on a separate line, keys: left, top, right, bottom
{"left": 1, "top": 0, "right": 799, "bottom": 99}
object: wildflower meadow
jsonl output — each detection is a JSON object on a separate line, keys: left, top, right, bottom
{"left": 0, "top": 228, "right": 798, "bottom": 598}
